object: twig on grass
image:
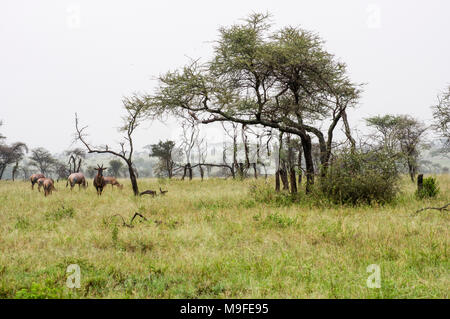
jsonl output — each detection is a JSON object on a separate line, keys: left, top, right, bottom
{"left": 414, "top": 203, "right": 449, "bottom": 215}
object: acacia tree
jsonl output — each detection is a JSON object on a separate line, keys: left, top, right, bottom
{"left": 109, "top": 159, "right": 123, "bottom": 177}
{"left": 145, "top": 13, "right": 360, "bottom": 193}
{"left": 29, "top": 147, "right": 56, "bottom": 176}
{"left": 147, "top": 140, "right": 176, "bottom": 178}
{"left": 75, "top": 95, "right": 147, "bottom": 196}
{"left": 0, "top": 142, "right": 28, "bottom": 179}
{"left": 432, "top": 85, "right": 450, "bottom": 154}
{"left": 366, "top": 114, "right": 427, "bottom": 182}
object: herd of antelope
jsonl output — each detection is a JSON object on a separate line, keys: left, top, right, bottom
{"left": 29, "top": 164, "right": 167, "bottom": 197}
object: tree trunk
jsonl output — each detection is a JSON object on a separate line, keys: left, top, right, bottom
{"left": 188, "top": 163, "right": 192, "bottom": 180}
{"left": 297, "top": 142, "right": 302, "bottom": 185}
{"left": 0, "top": 165, "right": 6, "bottom": 180}
{"left": 300, "top": 134, "right": 315, "bottom": 193}
{"left": 289, "top": 166, "right": 297, "bottom": 194}
{"left": 253, "top": 163, "right": 258, "bottom": 179}
{"left": 12, "top": 162, "right": 19, "bottom": 181}
{"left": 127, "top": 161, "right": 139, "bottom": 196}
{"left": 280, "top": 165, "right": 289, "bottom": 191}
{"left": 417, "top": 174, "right": 423, "bottom": 193}
{"left": 182, "top": 164, "right": 187, "bottom": 180}
{"left": 275, "top": 171, "right": 280, "bottom": 192}
{"left": 199, "top": 165, "right": 204, "bottom": 181}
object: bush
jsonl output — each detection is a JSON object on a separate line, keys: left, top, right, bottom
{"left": 416, "top": 176, "right": 439, "bottom": 199}
{"left": 320, "top": 149, "right": 400, "bottom": 205}
{"left": 248, "top": 181, "right": 296, "bottom": 206}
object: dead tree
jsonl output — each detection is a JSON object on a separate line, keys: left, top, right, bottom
{"left": 75, "top": 95, "right": 146, "bottom": 196}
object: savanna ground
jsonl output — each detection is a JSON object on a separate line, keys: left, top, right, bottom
{"left": 0, "top": 175, "right": 448, "bottom": 299}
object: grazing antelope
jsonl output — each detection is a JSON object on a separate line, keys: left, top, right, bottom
{"left": 42, "top": 178, "right": 56, "bottom": 196}
{"left": 139, "top": 189, "right": 156, "bottom": 197}
{"left": 93, "top": 164, "right": 107, "bottom": 195}
{"left": 30, "top": 173, "right": 45, "bottom": 190}
{"left": 37, "top": 177, "right": 46, "bottom": 192}
{"left": 104, "top": 176, "right": 123, "bottom": 190}
{"left": 66, "top": 172, "right": 88, "bottom": 190}
{"left": 159, "top": 187, "right": 168, "bottom": 195}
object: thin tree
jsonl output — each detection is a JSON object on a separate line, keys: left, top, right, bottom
{"left": 75, "top": 95, "right": 147, "bottom": 196}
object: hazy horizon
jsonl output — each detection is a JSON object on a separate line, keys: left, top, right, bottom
{"left": 1, "top": 0, "right": 449, "bottom": 153}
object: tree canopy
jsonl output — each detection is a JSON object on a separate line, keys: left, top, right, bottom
{"left": 144, "top": 13, "right": 361, "bottom": 192}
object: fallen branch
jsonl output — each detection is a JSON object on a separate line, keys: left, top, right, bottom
{"left": 414, "top": 203, "right": 449, "bottom": 214}
{"left": 110, "top": 212, "right": 148, "bottom": 228}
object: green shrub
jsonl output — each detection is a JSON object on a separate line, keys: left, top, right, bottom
{"left": 320, "top": 149, "right": 400, "bottom": 205}
{"left": 248, "top": 182, "right": 296, "bottom": 206}
{"left": 416, "top": 176, "right": 439, "bottom": 199}
{"left": 45, "top": 205, "right": 75, "bottom": 221}
{"left": 15, "top": 282, "right": 64, "bottom": 299}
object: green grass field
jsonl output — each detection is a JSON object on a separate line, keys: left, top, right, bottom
{"left": 0, "top": 176, "right": 448, "bottom": 298}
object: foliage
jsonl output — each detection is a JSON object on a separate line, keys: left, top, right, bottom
{"left": 15, "top": 282, "right": 64, "bottom": 299}
{"left": 320, "top": 149, "right": 400, "bottom": 205}
{"left": 109, "top": 159, "right": 123, "bottom": 177}
{"left": 416, "top": 176, "right": 440, "bottom": 199}
{"left": 146, "top": 13, "right": 361, "bottom": 192}
{"left": 248, "top": 181, "right": 296, "bottom": 206}
{"left": 0, "top": 142, "right": 28, "bottom": 179}
{"left": 147, "top": 140, "right": 176, "bottom": 178}
{"left": 366, "top": 114, "right": 427, "bottom": 181}
{"left": 432, "top": 85, "right": 450, "bottom": 154}
{"left": 29, "top": 147, "right": 57, "bottom": 175}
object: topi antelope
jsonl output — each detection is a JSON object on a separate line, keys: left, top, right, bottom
{"left": 42, "top": 178, "right": 56, "bottom": 196}
{"left": 104, "top": 176, "right": 123, "bottom": 190}
{"left": 93, "top": 164, "right": 107, "bottom": 195}
{"left": 67, "top": 172, "right": 88, "bottom": 190}
{"left": 30, "top": 173, "right": 45, "bottom": 190}
{"left": 37, "top": 177, "right": 46, "bottom": 192}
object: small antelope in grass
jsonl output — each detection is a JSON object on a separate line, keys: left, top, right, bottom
{"left": 93, "top": 164, "right": 107, "bottom": 195}
{"left": 30, "top": 174, "right": 45, "bottom": 190}
{"left": 103, "top": 176, "right": 123, "bottom": 190}
{"left": 42, "top": 178, "right": 56, "bottom": 196}
{"left": 67, "top": 172, "right": 88, "bottom": 190}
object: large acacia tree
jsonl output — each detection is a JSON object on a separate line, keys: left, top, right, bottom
{"left": 144, "top": 13, "right": 360, "bottom": 193}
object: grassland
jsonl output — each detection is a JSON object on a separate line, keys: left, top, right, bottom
{"left": 0, "top": 175, "right": 448, "bottom": 299}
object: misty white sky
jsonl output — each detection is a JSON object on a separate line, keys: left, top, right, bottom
{"left": 1, "top": 0, "right": 449, "bottom": 153}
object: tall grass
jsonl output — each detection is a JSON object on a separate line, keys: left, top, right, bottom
{"left": 0, "top": 175, "right": 448, "bottom": 298}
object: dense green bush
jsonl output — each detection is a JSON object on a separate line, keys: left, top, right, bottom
{"left": 320, "top": 149, "right": 400, "bottom": 205}
{"left": 416, "top": 176, "right": 440, "bottom": 198}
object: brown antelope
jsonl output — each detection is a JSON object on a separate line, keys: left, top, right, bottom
{"left": 93, "top": 164, "right": 107, "bottom": 195}
{"left": 42, "top": 178, "right": 56, "bottom": 196}
{"left": 37, "top": 177, "right": 46, "bottom": 192}
{"left": 139, "top": 189, "right": 156, "bottom": 197}
{"left": 103, "top": 176, "right": 123, "bottom": 190}
{"left": 67, "top": 172, "right": 88, "bottom": 190}
{"left": 159, "top": 187, "right": 168, "bottom": 195}
{"left": 30, "top": 173, "right": 45, "bottom": 190}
